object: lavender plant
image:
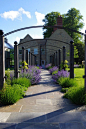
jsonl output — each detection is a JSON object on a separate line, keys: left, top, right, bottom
{"left": 52, "top": 69, "right": 70, "bottom": 83}
{"left": 49, "top": 66, "right": 58, "bottom": 74}
{"left": 45, "top": 64, "right": 52, "bottom": 69}
{"left": 19, "top": 66, "right": 41, "bottom": 85}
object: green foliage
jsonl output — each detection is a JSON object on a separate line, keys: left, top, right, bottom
{"left": 0, "top": 84, "right": 23, "bottom": 105}
{"left": 63, "top": 8, "right": 84, "bottom": 42}
{"left": 58, "top": 77, "right": 78, "bottom": 88}
{"left": 60, "top": 60, "right": 68, "bottom": 70}
{"left": 43, "top": 8, "right": 84, "bottom": 42}
{"left": 67, "top": 46, "right": 79, "bottom": 58}
{"left": 5, "top": 69, "right": 11, "bottom": 85}
{"left": 11, "top": 78, "right": 31, "bottom": 88}
{"left": 64, "top": 85, "right": 85, "bottom": 105}
{"left": 61, "top": 88, "right": 69, "bottom": 93}
{"left": 10, "top": 49, "right": 14, "bottom": 60}
{"left": 43, "top": 11, "right": 61, "bottom": 38}
{"left": 20, "top": 61, "right": 28, "bottom": 70}
{"left": 52, "top": 70, "right": 58, "bottom": 75}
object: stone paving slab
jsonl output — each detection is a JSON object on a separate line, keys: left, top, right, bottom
{"left": 0, "top": 69, "right": 86, "bottom": 129}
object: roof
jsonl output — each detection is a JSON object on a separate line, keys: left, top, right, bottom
{"left": 4, "top": 38, "right": 14, "bottom": 49}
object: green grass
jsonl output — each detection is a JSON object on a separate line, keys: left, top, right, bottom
{"left": 62, "top": 68, "right": 86, "bottom": 105}
{"left": 74, "top": 68, "right": 84, "bottom": 86}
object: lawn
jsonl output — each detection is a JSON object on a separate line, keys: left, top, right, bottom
{"left": 74, "top": 68, "right": 84, "bottom": 86}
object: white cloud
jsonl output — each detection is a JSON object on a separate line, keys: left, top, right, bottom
{"left": 35, "top": 11, "right": 45, "bottom": 25}
{"left": 0, "top": 8, "right": 31, "bottom": 20}
{"left": 16, "top": 37, "right": 20, "bottom": 43}
{"left": 19, "top": 7, "right": 31, "bottom": 19}
{"left": 31, "top": 34, "right": 43, "bottom": 39}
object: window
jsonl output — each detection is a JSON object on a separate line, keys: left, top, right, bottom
{"left": 27, "top": 48, "right": 30, "bottom": 53}
{"left": 34, "top": 48, "right": 38, "bottom": 54}
{"left": 19, "top": 50, "right": 22, "bottom": 55}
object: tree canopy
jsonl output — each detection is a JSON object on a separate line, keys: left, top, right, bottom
{"left": 43, "top": 8, "right": 84, "bottom": 43}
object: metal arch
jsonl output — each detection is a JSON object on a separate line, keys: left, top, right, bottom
{"left": 18, "top": 38, "right": 70, "bottom": 46}
{"left": 3, "top": 25, "right": 85, "bottom": 37}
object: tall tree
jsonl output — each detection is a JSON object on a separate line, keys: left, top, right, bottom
{"left": 43, "top": 8, "right": 84, "bottom": 42}
{"left": 43, "top": 11, "right": 60, "bottom": 38}
{"left": 63, "top": 8, "right": 84, "bottom": 43}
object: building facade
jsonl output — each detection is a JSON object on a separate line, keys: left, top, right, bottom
{"left": 18, "top": 16, "right": 72, "bottom": 68}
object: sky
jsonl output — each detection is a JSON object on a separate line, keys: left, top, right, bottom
{"left": 0, "top": 0, "right": 86, "bottom": 46}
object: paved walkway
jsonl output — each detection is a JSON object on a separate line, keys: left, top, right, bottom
{"left": 0, "top": 69, "right": 86, "bottom": 128}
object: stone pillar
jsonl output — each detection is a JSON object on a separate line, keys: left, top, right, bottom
{"left": 63, "top": 46, "right": 66, "bottom": 70}
{"left": 31, "top": 53, "right": 32, "bottom": 66}
{"left": 58, "top": 49, "right": 61, "bottom": 70}
{"left": 50, "top": 56, "right": 51, "bottom": 63}
{"left": 70, "top": 40, "right": 74, "bottom": 78}
{"left": 26, "top": 50, "right": 28, "bottom": 64}
{"left": 56, "top": 51, "right": 57, "bottom": 66}
{"left": 22, "top": 46, "right": 25, "bottom": 67}
{"left": 40, "top": 46, "right": 41, "bottom": 66}
{"left": 83, "top": 30, "right": 86, "bottom": 91}
{"left": 0, "top": 30, "right": 5, "bottom": 90}
{"left": 35, "top": 56, "right": 36, "bottom": 66}
{"left": 54, "top": 53, "right": 55, "bottom": 66}
{"left": 29, "top": 52, "right": 30, "bottom": 65}
{"left": 14, "top": 41, "right": 18, "bottom": 78}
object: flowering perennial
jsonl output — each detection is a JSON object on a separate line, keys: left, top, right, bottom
{"left": 49, "top": 66, "right": 58, "bottom": 74}
{"left": 19, "top": 66, "right": 41, "bottom": 84}
{"left": 52, "top": 69, "right": 70, "bottom": 82}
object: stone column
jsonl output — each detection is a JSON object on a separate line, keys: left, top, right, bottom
{"left": 56, "top": 51, "right": 57, "bottom": 66}
{"left": 0, "top": 30, "right": 5, "bottom": 90}
{"left": 63, "top": 46, "right": 66, "bottom": 70}
{"left": 14, "top": 41, "right": 18, "bottom": 78}
{"left": 26, "top": 50, "right": 28, "bottom": 64}
{"left": 70, "top": 40, "right": 74, "bottom": 78}
{"left": 83, "top": 30, "right": 86, "bottom": 91}
{"left": 29, "top": 52, "right": 30, "bottom": 65}
{"left": 22, "top": 46, "right": 25, "bottom": 67}
{"left": 58, "top": 49, "right": 61, "bottom": 70}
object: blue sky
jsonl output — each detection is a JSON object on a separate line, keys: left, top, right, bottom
{"left": 0, "top": 0, "right": 86, "bottom": 46}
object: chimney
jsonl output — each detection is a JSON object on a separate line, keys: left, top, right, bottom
{"left": 53, "top": 15, "right": 63, "bottom": 32}
{"left": 57, "top": 15, "right": 63, "bottom": 27}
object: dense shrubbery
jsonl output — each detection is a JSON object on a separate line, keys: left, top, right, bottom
{"left": 46, "top": 64, "right": 86, "bottom": 105}
{"left": 0, "top": 65, "right": 41, "bottom": 105}
{"left": 11, "top": 78, "right": 31, "bottom": 88}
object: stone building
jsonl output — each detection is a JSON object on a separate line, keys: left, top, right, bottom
{"left": 18, "top": 16, "right": 72, "bottom": 68}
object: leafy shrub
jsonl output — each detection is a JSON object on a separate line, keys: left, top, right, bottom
{"left": 20, "top": 61, "right": 28, "bottom": 70}
{"left": 0, "top": 84, "right": 24, "bottom": 105}
{"left": 64, "top": 85, "right": 85, "bottom": 105}
{"left": 19, "top": 66, "right": 41, "bottom": 84}
{"left": 58, "top": 77, "right": 78, "bottom": 88}
{"left": 5, "top": 69, "right": 11, "bottom": 85}
{"left": 61, "top": 88, "right": 69, "bottom": 93}
{"left": 52, "top": 70, "right": 58, "bottom": 75}
{"left": 11, "top": 78, "right": 31, "bottom": 88}
{"left": 49, "top": 66, "right": 58, "bottom": 74}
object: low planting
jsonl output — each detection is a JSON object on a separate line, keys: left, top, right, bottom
{"left": 50, "top": 66, "right": 86, "bottom": 105}
{"left": 45, "top": 64, "right": 52, "bottom": 70}
{"left": 49, "top": 66, "right": 58, "bottom": 74}
{"left": 0, "top": 65, "right": 41, "bottom": 105}
{"left": 19, "top": 66, "right": 41, "bottom": 85}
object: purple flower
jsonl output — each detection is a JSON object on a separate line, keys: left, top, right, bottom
{"left": 52, "top": 69, "right": 70, "bottom": 82}
{"left": 49, "top": 66, "right": 58, "bottom": 74}
{"left": 19, "top": 65, "right": 41, "bottom": 85}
